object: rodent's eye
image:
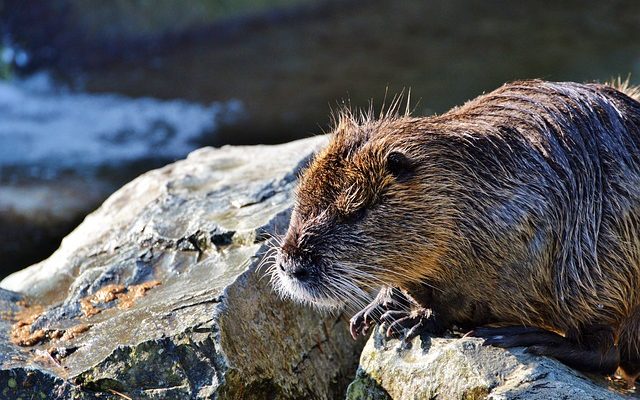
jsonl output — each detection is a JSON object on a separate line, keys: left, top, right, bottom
{"left": 341, "top": 208, "right": 367, "bottom": 224}
{"left": 386, "top": 151, "right": 415, "bottom": 181}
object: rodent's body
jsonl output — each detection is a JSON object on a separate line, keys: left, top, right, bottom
{"left": 272, "top": 80, "right": 640, "bottom": 385}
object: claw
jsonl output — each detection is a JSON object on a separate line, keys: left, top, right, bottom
{"left": 379, "top": 307, "right": 436, "bottom": 341}
{"left": 386, "top": 316, "right": 413, "bottom": 338}
{"left": 361, "top": 322, "right": 370, "bottom": 337}
{"left": 349, "top": 306, "right": 375, "bottom": 339}
{"left": 349, "top": 286, "right": 403, "bottom": 339}
{"left": 350, "top": 305, "right": 379, "bottom": 339}
{"left": 349, "top": 318, "right": 360, "bottom": 340}
{"left": 348, "top": 287, "right": 428, "bottom": 340}
{"left": 405, "top": 322, "right": 424, "bottom": 342}
{"left": 380, "top": 310, "right": 408, "bottom": 323}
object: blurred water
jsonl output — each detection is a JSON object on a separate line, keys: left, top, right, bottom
{"left": 0, "top": 73, "right": 242, "bottom": 182}
{"left": 77, "top": 0, "right": 640, "bottom": 146}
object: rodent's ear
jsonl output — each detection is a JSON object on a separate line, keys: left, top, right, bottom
{"left": 386, "top": 151, "right": 415, "bottom": 181}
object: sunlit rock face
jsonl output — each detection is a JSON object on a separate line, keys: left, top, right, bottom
{"left": 0, "top": 135, "right": 364, "bottom": 399}
{"left": 346, "top": 329, "right": 632, "bottom": 400}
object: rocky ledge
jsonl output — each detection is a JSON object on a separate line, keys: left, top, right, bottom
{"left": 347, "top": 328, "right": 635, "bottom": 400}
{"left": 0, "top": 135, "right": 365, "bottom": 399}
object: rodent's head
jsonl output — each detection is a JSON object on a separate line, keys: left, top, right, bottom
{"left": 271, "top": 113, "right": 458, "bottom": 310}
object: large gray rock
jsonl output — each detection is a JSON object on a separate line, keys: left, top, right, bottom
{"left": 347, "top": 329, "right": 635, "bottom": 400}
{"left": 0, "top": 136, "right": 364, "bottom": 399}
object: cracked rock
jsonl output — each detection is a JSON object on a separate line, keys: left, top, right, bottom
{"left": 0, "top": 136, "right": 364, "bottom": 399}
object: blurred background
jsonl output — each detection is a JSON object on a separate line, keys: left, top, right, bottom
{"left": 0, "top": 0, "right": 639, "bottom": 278}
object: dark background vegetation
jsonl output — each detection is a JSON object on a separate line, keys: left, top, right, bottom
{"left": 1, "top": 0, "right": 639, "bottom": 277}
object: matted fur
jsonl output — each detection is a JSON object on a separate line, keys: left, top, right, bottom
{"left": 271, "top": 79, "right": 640, "bottom": 369}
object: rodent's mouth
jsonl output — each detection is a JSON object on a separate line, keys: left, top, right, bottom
{"left": 273, "top": 267, "right": 345, "bottom": 309}
{"left": 268, "top": 247, "right": 377, "bottom": 310}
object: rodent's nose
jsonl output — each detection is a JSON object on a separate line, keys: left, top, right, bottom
{"left": 284, "top": 264, "right": 310, "bottom": 281}
{"left": 290, "top": 266, "right": 309, "bottom": 280}
{"left": 277, "top": 255, "right": 311, "bottom": 281}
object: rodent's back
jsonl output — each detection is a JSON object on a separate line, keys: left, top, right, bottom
{"left": 437, "top": 80, "right": 640, "bottom": 331}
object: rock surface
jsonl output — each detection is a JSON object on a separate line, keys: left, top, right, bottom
{"left": 347, "top": 328, "right": 636, "bottom": 400}
{"left": 0, "top": 177, "right": 113, "bottom": 277}
{"left": 0, "top": 135, "right": 365, "bottom": 399}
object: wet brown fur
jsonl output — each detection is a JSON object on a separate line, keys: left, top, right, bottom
{"left": 275, "top": 79, "right": 640, "bottom": 379}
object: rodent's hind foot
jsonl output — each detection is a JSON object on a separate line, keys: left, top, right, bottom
{"left": 471, "top": 324, "right": 620, "bottom": 375}
{"left": 470, "top": 326, "right": 565, "bottom": 348}
{"left": 465, "top": 326, "right": 566, "bottom": 348}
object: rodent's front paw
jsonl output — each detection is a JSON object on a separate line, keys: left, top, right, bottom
{"left": 350, "top": 301, "right": 385, "bottom": 339}
{"left": 380, "top": 307, "right": 434, "bottom": 341}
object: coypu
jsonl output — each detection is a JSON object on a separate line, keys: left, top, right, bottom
{"left": 270, "top": 79, "right": 640, "bottom": 386}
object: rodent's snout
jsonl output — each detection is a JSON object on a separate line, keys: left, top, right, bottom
{"left": 276, "top": 252, "right": 311, "bottom": 282}
{"left": 277, "top": 217, "right": 317, "bottom": 282}
{"left": 273, "top": 216, "right": 347, "bottom": 308}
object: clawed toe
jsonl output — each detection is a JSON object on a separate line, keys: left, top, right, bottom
{"left": 380, "top": 308, "right": 434, "bottom": 341}
{"left": 380, "top": 310, "right": 408, "bottom": 324}
{"left": 349, "top": 287, "right": 414, "bottom": 340}
{"left": 385, "top": 315, "right": 414, "bottom": 338}
{"left": 348, "top": 287, "right": 437, "bottom": 341}
{"left": 350, "top": 306, "right": 379, "bottom": 339}
{"left": 349, "top": 316, "right": 364, "bottom": 340}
